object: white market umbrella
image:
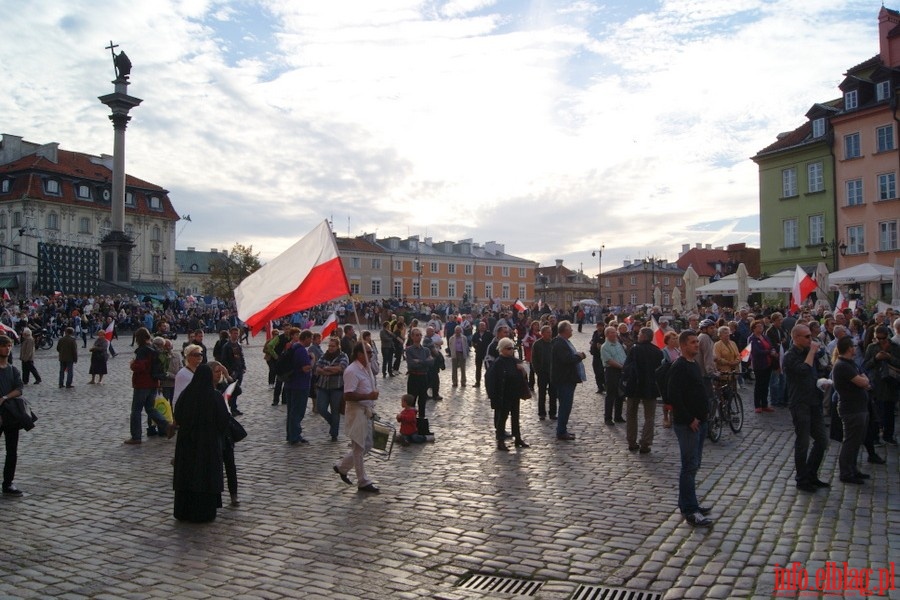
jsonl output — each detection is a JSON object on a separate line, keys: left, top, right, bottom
{"left": 683, "top": 265, "right": 699, "bottom": 313}
{"left": 814, "top": 261, "right": 831, "bottom": 309}
{"left": 736, "top": 263, "right": 750, "bottom": 309}
{"left": 829, "top": 262, "right": 893, "bottom": 284}
{"left": 653, "top": 285, "right": 662, "bottom": 307}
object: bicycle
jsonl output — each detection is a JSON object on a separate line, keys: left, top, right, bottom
{"left": 707, "top": 371, "right": 744, "bottom": 442}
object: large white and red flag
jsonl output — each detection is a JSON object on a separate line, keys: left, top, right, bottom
{"left": 650, "top": 316, "right": 665, "bottom": 349}
{"left": 320, "top": 312, "right": 338, "bottom": 337}
{"left": 790, "top": 265, "right": 816, "bottom": 313}
{"left": 103, "top": 320, "right": 115, "bottom": 341}
{"left": 235, "top": 220, "right": 350, "bottom": 334}
{"left": 835, "top": 291, "right": 849, "bottom": 311}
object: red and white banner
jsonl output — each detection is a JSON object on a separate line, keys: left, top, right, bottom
{"left": 2, "top": 289, "right": 9, "bottom": 301}
{"left": 740, "top": 346, "right": 751, "bottom": 362}
{"left": 235, "top": 220, "right": 350, "bottom": 334}
{"left": 103, "top": 320, "right": 115, "bottom": 341}
{"left": 514, "top": 299, "right": 527, "bottom": 312}
{"left": 650, "top": 316, "right": 665, "bottom": 349}
{"left": 321, "top": 312, "right": 338, "bottom": 337}
{"left": 835, "top": 291, "right": 849, "bottom": 311}
{"left": 790, "top": 265, "right": 816, "bottom": 313}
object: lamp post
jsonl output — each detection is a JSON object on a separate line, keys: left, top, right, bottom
{"left": 642, "top": 256, "right": 664, "bottom": 306}
{"left": 592, "top": 246, "right": 604, "bottom": 305}
{"left": 413, "top": 257, "right": 422, "bottom": 302}
{"left": 819, "top": 239, "right": 847, "bottom": 272}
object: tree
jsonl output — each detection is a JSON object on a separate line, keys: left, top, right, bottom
{"left": 205, "top": 243, "right": 262, "bottom": 299}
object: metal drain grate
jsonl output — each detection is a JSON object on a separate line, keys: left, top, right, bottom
{"left": 571, "top": 586, "right": 662, "bottom": 600}
{"left": 457, "top": 574, "right": 544, "bottom": 596}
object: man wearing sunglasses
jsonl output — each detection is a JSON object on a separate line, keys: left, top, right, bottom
{"left": 863, "top": 325, "right": 900, "bottom": 446}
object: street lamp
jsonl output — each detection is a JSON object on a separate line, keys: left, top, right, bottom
{"left": 413, "top": 257, "right": 422, "bottom": 302}
{"left": 642, "top": 256, "right": 664, "bottom": 306}
{"left": 592, "top": 246, "right": 604, "bottom": 305}
{"left": 819, "top": 239, "right": 847, "bottom": 271}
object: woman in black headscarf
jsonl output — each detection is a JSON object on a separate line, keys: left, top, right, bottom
{"left": 173, "top": 363, "right": 230, "bottom": 523}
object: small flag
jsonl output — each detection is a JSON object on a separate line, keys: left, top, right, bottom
{"left": 836, "top": 291, "right": 849, "bottom": 311}
{"left": 514, "top": 299, "right": 527, "bottom": 312}
{"left": 321, "top": 312, "right": 338, "bottom": 337}
{"left": 223, "top": 381, "right": 237, "bottom": 401}
{"left": 650, "top": 316, "right": 665, "bottom": 349}
{"left": 0, "top": 323, "right": 18, "bottom": 340}
{"left": 790, "top": 265, "right": 816, "bottom": 313}
{"left": 2, "top": 289, "right": 9, "bottom": 301}
{"left": 103, "top": 320, "right": 115, "bottom": 341}
{"left": 740, "top": 346, "right": 751, "bottom": 362}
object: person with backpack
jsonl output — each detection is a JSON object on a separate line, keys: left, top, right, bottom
{"left": 623, "top": 327, "right": 664, "bottom": 454}
{"left": 270, "top": 328, "right": 292, "bottom": 406}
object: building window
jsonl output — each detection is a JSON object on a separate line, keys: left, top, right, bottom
{"left": 877, "top": 125, "right": 895, "bottom": 152}
{"left": 464, "top": 283, "right": 473, "bottom": 299}
{"left": 629, "top": 293, "right": 637, "bottom": 305}
{"left": 880, "top": 221, "right": 898, "bottom": 251}
{"left": 152, "top": 225, "right": 161, "bottom": 241}
{"left": 812, "top": 118, "right": 825, "bottom": 138}
{"left": 125, "top": 223, "right": 134, "bottom": 236}
{"left": 430, "top": 281, "right": 439, "bottom": 297}
{"left": 0, "top": 180, "right": 9, "bottom": 193}
{"left": 12, "top": 212, "right": 21, "bottom": 228}
{"left": 847, "top": 179, "right": 863, "bottom": 206}
{"left": 518, "top": 284, "right": 526, "bottom": 299}
{"left": 847, "top": 225, "right": 865, "bottom": 254}
{"left": 844, "top": 89, "right": 858, "bottom": 110}
{"left": 484, "top": 283, "right": 493, "bottom": 298}
{"left": 12, "top": 244, "right": 20, "bottom": 266}
{"left": 783, "top": 218, "right": 798, "bottom": 248}
{"left": 448, "top": 263, "right": 456, "bottom": 274}
{"left": 663, "top": 293, "right": 670, "bottom": 305}
{"left": 45, "top": 179, "right": 60, "bottom": 195}
{"left": 125, "top": 192, "right": 135, "bottom": 206}
{"left": 844, "top": 133, "right": 861, "bottom": 159}
{"left": 519, "top": 268, "right": 526, "bottom": 277}
{"left": 349, "top": 282, "right": 360, "bottom": 295}
{"left": 485, "top": 265, "right": 493, "bottom": 276}
{"left": 0, "top": 247, "right": 4, "bottom": 267}
{"left": 502, "top": 266, "right": 510, "bottom": 277}
{"left": 0, "top": 214, "right": 5, "bottom": 229}
{"left": 809, "top": 215, "right": 824, "bottom": 245}
{"left": 629, "top": 276, "right": 636, "bottom": 285}
{"left": 393, "top": 260, "right": 401, "bottom": 271}
{"left": 350, "top": 257, "right": 360, "bottom": 269}
{"left": 807, "top": 162, "right": 824, "bottom": 193}
{"left": 393, "top": 280, "right": 402, "bottom": 297}
{"left": 371, "top": 258, "right": 381, "bottom": 270}
{"left": 501, "top": 284, "right": 510, "bottom": 299}
{"left": 412, "top": 280, "right": 420, "bottom": 297}
{"left": 371, "top": 279, "right": 381, "bottom": 295}
{"left": 877, "top": 81, "right": 891, "bottom": 101}
{"left": 663, "top": 276, "right": 670, "bottom": 286}
{"left": 430, "top": 262, "right": 438, "bottom": 273}
{"left": 464, "top": 264, "right": 473, "bottom": 275}
{"left": 604, "top": 278, "right": 610, "bottom": 287}
{"left": 76, "top": 184, "right": 91, "bottom": 199}
{"left": 878, "top": 173, "right": 896, "bottom": 200}
{"left": 782, "top": 167, "right": 798, "bottom": 197}
{"left": 149, "top": 196, "right": 162, "bottom": 210}
{"left": 79, "top": 217, "right": 91, "bottom": 234}
{"left": 447, "top": 282, "right": 456, "bottom": 298}
{"left": 151, "top": 255, "right": 161, "bottom": 275}
{"left": 47, "top": 213, "right": 59, "bottom": 231}
{"left": 101, "top": 218, "right": 111, "bottom": 235}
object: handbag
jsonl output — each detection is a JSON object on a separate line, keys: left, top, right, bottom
{"left": 519, "top": 372, "right": 533, "bottom": 400}
{"left": 883, "top": 362, "right": 900, "bottom": 382}
{"left": 228, "top": 415, "right": 247, "bottom": 442}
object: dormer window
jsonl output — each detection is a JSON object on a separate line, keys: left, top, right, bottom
{"left": 125, "top": 192, "right": 135, "bottom": 207}
{"left": 0, "top": 179, "right": 10, "bottom": 194}
{"left": 76, "top": 184, "right": 92, "bottom": 200}
{"left": 845, "top": 90, "right": 858, "bottom": 110}
{"left": 877, "top": 80, "right": 891, "bottom": 101}
{"left": 45, "top": 179, "right": 60, "bottom": 195}
{"left": 812, "top": 118, "right": 825, "bottom": 139}
{"left": 149, "top": 196, "right": 162, "bottom": 210}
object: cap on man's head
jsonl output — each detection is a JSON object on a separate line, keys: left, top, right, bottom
{"left": 700, "top": 319, "right": 715, "bottom": 328}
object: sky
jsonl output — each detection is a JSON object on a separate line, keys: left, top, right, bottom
{"left": 0, "top": 0, "right": 883, "bottom": 276}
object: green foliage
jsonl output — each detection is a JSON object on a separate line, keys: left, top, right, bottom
{"left": 205, "top": 243, "right": 262, "bottom": 298}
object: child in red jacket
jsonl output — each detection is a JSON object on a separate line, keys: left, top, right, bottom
{"left": 396, "top": 394, "right": 433, "bottom": 445}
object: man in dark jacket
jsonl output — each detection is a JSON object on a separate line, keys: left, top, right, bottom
{"left": 550, "top": 320, "right": 586, "bottom": 441}
{"left": 531, "top": 325, "right": 556, "bottom": 420}
{"left": 668, "top": 330, "right": 713, "bottom": 527}
{"left": 220, "top": 327, "right": 246, "bottom": 416}
{"left": 472, "top": 321, "right": 491, "bottom": 388}
{"left": 783, "top": 324, "right": 828, "bottom": 492}
{"left": 0, "top": 335, "right": 25, "bottom": 495}
{"left": 56, "top": 327, "right": 78, "bottom": 389}
{"left": 624, "top": 327, "right": 664, "bottom": 453}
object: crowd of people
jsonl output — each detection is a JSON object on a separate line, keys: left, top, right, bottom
{"left": 0, "top": 290, "right": 897, "bottom": 528}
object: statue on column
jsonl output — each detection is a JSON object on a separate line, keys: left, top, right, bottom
{"left": 106, "top": 40, "right": 132, "bottom": 81}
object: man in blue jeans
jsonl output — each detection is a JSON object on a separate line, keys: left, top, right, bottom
{"left": 283, "top": 328, "right": 313, "bottom": 445}
{"left": 668, "top": 330, "right": 714, "bottom": 527}
{"left": 550, "top": 320, "right": 587, "bottom": 441}
{"left": 124, "top": 327, "right": 170, "bottom": 445}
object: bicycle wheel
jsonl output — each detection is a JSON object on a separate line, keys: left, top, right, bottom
{"left": 728, "top": 389, "right": 744, "bottom": 433}
{"left": 708, "top": 400, "right": 723, "bottom": 442}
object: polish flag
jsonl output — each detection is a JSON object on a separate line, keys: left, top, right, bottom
{"left": 0, "top": 323, "right": 18, "bottom": 340}
{"left": 235, "top": 220, "right": 350, "bottom": 334}
{"left": 650, "top": 316, "right": 665, "bottom": 349}
{"left": 835, "top": 291, "right": 849, "bottom": 311}
{"left": 223, "top": 381, "right": 237, "bottom": 402}
{"left": 103, "top": 320, "right": 115, "bottom": 341}
{"left": 2, "top": 289, "right": 9, "bottom": 301}
{"left": 321, "top": 312, "right": 338, "bottom": 337}
{"left": 740, "top": 346, "right": 751, "bottom": 362}
{"left": 514, "top": 299, "right": 527, "bottom": 312}
{"left": 790, "top": 265, "right": 816, "bottom": 313}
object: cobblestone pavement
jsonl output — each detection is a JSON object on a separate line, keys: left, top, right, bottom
{"left": 0, "top": 330, "right": 897, "bottom": 599}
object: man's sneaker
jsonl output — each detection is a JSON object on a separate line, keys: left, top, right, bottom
{"left": 2, "top": 484, "right": 23, "bottom": 496}
{"left": 684, "top": 512, "right": 714, "bottom": 527}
